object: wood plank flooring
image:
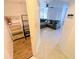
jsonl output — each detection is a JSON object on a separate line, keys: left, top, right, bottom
{"left": 13, "top": 37, "right": 33, "bottom": 59}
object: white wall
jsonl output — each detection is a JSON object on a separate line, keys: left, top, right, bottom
{"left": 4, "top": 1, "right": 27, "bottom": 27}
{"left": 4, "top": 19, "right": 13, "bottom": 59}
{"left": 60, "top": 3, "right": 75, "bottom": 59}
{"left": 4, "top": 2, "right": 27, "bottom": 16}
{"left": 26, "top": 0, "right": 40, "bottom": 56}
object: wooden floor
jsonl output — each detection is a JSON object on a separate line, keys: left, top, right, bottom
{"left": 13, "top": 37, "right": 33, "bottom": 59}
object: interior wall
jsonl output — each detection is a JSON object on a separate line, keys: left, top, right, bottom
{"left": 4, "top": 19, "right": 13, "bottom": 59}
{"left": 26, "top": 0, "right": 40, "bottom": 56}
{"left": 4, "top": 2, "right": 27, "bottom": 16}
{"left": 4, "top": 2, "right": 27, "bottom": 27}
{"left": 60, "top": 3, "right": 75, "bottom": 59}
